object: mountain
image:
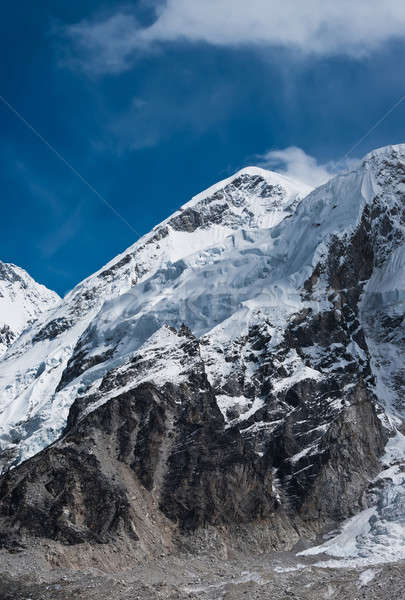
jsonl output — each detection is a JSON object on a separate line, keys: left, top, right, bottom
{"left": 0, "top": 166, "right": 309, "bottom": 469}
{"left": 0, "top": 261, "right": 60, "bottom": 357}
{"left": 0, "top": 146, "right": 404, "bottom": 572}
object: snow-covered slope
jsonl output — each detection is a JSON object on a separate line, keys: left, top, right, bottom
{"left": 0, "top": 262, "right": 60, "bottom": 357}
{"left": 0, "top": 166, "right": 309, "bottom": 468}
{"left": 52, "top": 144, "right": 405, "bottom": 418}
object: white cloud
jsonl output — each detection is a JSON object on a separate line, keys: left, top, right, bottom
{"left": 62, "top": 1, "right": 405, "bottom": 74}
{"left": 61, "top": 13, "right": 143, "bottom": 75}
{"left": 107, "top": 80, "right": 239, "bottom": 151}
{"left": 258, "top": 146, "right": 359, "bottom": 187}
{"left": 39, "top": 203, "right": 84, "bottom": 259}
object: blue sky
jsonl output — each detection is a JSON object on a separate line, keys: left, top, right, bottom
{"left": 1, "top": 1, "right": 405, "bottom": 295}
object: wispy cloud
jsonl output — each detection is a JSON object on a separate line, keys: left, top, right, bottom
{"left": 13, "top": 161, "right": 66, "bottom": 217}
{"left": 108, "top": 81, "right": 238, "bottom": 151}
{"left": 3, "top": 152, "right": 86, "bottom": 259}
{"left": 38, "top": 202, "right": 84, "bottom": 259}
{"left": 258, "top": 146, "right": 359, "bottom": 187}
{"left": 60, "top": 2, "right": 405, "bottom": 75}
{"left": 60, "top": 12, "right": 145, "bottom": 75}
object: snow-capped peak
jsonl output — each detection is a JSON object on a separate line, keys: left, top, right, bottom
{"left": 363, "top": 142, "right": 405, "bottom": 163}
{"left": 181, "top": 165, "right": 312, "bottom": 210}
{"left": 0, "top": 261, "right": 60, "bottom": 357}
{"left": 75, "top": 164, "right": 311, "bottom": 292}
{"left": 0, "top": 165, "right": 308, "bottom": 469}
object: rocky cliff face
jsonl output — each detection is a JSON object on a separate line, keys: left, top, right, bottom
{"left": 0, "top": 146, "right": 404, "bottom": 561}
{"left": 0, "top": 327, "right": 279, "bottom": 549}
{"left": 0, "top": 325, "right": 386, "bottom": 554}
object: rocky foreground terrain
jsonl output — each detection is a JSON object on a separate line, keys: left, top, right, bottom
{"left": 0, "top": 145, "right": 405, "bottom": 598}
{"left": 0, "top": 543, "right": 404, "bottom": 599}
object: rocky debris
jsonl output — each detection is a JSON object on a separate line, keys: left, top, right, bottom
{"left": 0, "top": 544, "right": 404, "bottom": 600}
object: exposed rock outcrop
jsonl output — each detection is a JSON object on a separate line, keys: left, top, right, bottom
{"left": 0, "top": 330, "right": 277, "bottom": 548}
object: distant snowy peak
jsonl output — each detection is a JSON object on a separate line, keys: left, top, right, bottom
{"left": 0, "top": 261, "right": 60, "bottom": 356}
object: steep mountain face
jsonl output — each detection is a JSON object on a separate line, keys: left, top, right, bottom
{"left": 0, "top": 167, "right": 309, "bottom": 470}
{"left": 0, "top": 262, "right": 60, "bottom": 357}
{"left": 0, "top": 325, "right": 281, "bottom": 549}
{"left": 0, "top": 146, "right": 404, "bottom": 563}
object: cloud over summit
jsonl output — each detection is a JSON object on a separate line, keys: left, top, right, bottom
{"left": 258, "top": 147, "right": 360, "bottom": 188}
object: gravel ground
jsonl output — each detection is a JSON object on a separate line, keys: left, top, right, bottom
{"left": 0, "top": 543, "right": 404, "bottom": 600}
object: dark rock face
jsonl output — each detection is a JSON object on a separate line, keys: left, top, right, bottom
{"left": 301, "top": 384, "right": 388, "bottom": 520}
{"left": 272, "top": 382, "right": 387, "bottom": 520}
{"left": 0, "top": 262, "right": 26, "bottom": 287}
{"left": 168, "top": 173, "right": 292, "bottom": 233}
{"left": 32, "top": 317, "right": 72, "bottom": 343}
{"left": 0, "top": 325, "right": 15, "bottom": 349}
{"left": 158, "top": 384, "right": 275, "bottom": 530}
{"left": 97, "top": 253, "right": 133, "bottom": 280}
{"left": 0, "top": 320, "right": 388, "bottom": 551}
{"left": 169, "top": 208, "right": 206, "bottom": 232}
{"left": 56, "top": 335, "right": 115, "bottom": 392}
{"left": 0, "top": 372, "right": 276, "bottom": 546}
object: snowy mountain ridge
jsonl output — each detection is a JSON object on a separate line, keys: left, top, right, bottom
{"left": 75, "top": 165, "right": 310, "bottom": 288}
{"left": 0, "top": 261, "right": 60, "bottom": 357}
